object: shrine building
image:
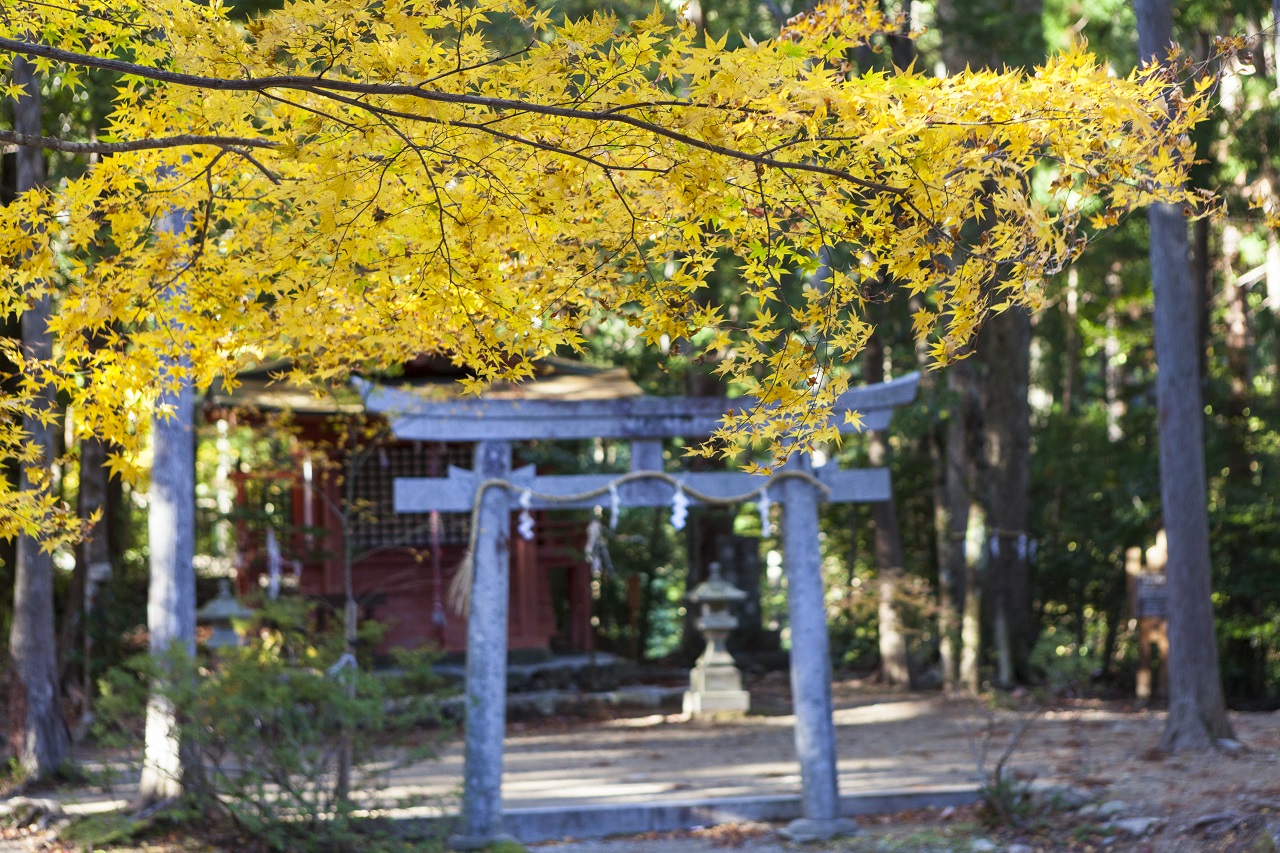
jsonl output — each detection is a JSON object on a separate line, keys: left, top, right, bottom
{"left": 206, "top": 354, "right": 641, "bottom": 658}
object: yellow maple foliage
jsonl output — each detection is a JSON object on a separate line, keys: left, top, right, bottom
{"left": 0, "top": 0, "right": 1211, "bottom": 538}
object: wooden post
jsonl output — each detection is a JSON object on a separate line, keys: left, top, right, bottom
{"left": 1126, "top": 546, "right": 1154, "bottom": 702}
{"left": 778, "top": 455, "right": 856, "bottom": 842}
{"left": 1135, "top": 536, "right": 1170, "bottom": 704}
{"left": 452, "top": 441, "right": 517, "bottom": 851}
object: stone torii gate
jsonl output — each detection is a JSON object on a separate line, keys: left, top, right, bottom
{"left": 362, "top": 372, "right": 920, "bottom": 849}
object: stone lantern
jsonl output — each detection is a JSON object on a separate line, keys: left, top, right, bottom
{"left": 683, "top": 561, "right": 751, "bottom": 716}
{"left": 197, "top": 579, "right": 254, "bottom": 650}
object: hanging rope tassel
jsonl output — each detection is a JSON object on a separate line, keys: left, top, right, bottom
{"left": 585, "top": 509, "right": 604, "bottom": 575}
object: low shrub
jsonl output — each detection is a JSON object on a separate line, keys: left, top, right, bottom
{"left": 95, "top": 597, "right": 450, "bottom": 852}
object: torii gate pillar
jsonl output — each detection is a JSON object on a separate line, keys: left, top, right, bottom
{"left": 450, "top": 441, "right": 518, "bottom": 851}
{"left": 779, "top": 454, "right": 857, "bottom": 840}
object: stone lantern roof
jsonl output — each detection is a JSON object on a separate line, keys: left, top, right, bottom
{"left": 687, "top": 562, "right": 748, "bottom": 607}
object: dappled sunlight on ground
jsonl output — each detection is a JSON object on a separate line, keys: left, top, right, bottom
{"left": 33, "top": 679, "right": 1280, "bottom": 853}
{"left": 831, "top": 698, "right": 935, "bottom": 725}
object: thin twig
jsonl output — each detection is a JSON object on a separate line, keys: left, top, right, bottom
{"left": 0, "top": 128, "right": 275, "bottom": 153}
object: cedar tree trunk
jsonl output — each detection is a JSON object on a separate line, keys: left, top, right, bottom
{"left": 1136, "top": 0, "right": 1234, "bottom": 752}
{"left": 140, "top": 211, "right": 199, "bottom": 800}
{"left": 7, "top": 55, "right": 70, "bottom": 778}
{"left": 865, "top": 327, "right": 911, "bottom": 687}
{"left": 977, "top": 307, "right": 1034, "bottom": 686}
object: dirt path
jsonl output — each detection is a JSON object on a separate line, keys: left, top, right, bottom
{"left": 8, "top": 679, "right": 1280, "bottom": 851}
{"left": 496, "top": 679, "right": 1280, "bottom": 851}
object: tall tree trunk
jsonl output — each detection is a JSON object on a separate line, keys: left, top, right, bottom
{"left": 910, "top": 288, "right": 962, "bottom": 691}
{"left": 871, "top": 514, "right": 911, "bottom": 688}
{"left": 1135, "top": 0, "right": 1233, "bottom": 751}
{"left": 68, "top": 325, "right": 117, "bottom": 732}
{"left": 73, "top": 437, "right": 113, "bottom": 736}
{"left": 1103, "top": 263, "right": 1127, "bottom": 441}
{"left": 1145, "top": 199, "right": 1234, "bottom": 750}
{"left": 977, "top": 307, "right": 1034, "bottom": 686}
{"left": 1266, "top": 0, "right": 1280, "bottom": 374}
{"left": 60, "top": 354, "right": 113, "bottom": 742}
{"left": 864, "top": 327, "right": 911, "bottom": 687}
{"left": 959, "top": 501, "right": 984, "bottom": 694}
{"left": 929, "top": 426, "right": 960, "bottom": 689}
{"left": 869, "top": 0, "right": 918, "bottom": 692}
{"left": 1220, "top": 224, "right": 1253, "bottom": 485}
{"left": 1048, "top": 268, "right": 1080, "bottom": 543}
{"left": 936, "top": 0, "right": 1042, "bottom": 690}
{"left": 888, "top": 0, "right": 914, "bottom": 73}
{"left": 140, "top": 210, "right": 199, "bottom": 801}
{"left": 56, "top": 536, "right": 87, "bottom": 738}
{"left": 140, "top": 383, "right": 197, "bottom": 800}
{"left": 943, "top": 360, "right": 980, "bottom": 692}
{"left": 7, "top": 56, "right": 70, "bottom": 779}
{"left": 1274, "top": 0, "right": 1280, "bottom": 87}
{"left": 1060, "top": 267, "right": 1080, "bottom": 418}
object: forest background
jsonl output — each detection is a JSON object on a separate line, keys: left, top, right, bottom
{"left": 0, "top": 0, "right": 1277, "bottom": 784}
{"left": 542, "top": 0, "right": 1280, "bottom": 711}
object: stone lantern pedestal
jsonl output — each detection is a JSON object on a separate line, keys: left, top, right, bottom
{"left": 683, "top": 562, "right": 751, "bottom": 716}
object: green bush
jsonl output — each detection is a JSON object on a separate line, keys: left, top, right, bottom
{"left": 95, "top": 598, "right": 450, "bottom": 852}
{"left": 1029, "top": 628, "right": 1100, "bottom": 698}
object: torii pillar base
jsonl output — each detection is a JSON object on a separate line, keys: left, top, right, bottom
{"left": 780, "top": 818, "right": 859, "bottom": 843}
{"left": 449, "top": 833, "right": 519, "bottom": 852}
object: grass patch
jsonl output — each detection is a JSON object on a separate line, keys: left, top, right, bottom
{"left": 60, "top": 811, "right": 154, "bottom": 847}
{"left": 837, "top": 820, "right": 991, "bottom": 852}
{"left": 56, "top": 805, "right": 451, "bottom": 853}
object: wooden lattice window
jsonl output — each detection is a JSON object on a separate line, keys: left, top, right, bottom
{"left": 350, "top": 442, "right": 471, "bottom": 550}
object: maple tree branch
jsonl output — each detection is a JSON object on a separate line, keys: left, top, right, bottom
{"left": 0, "top": 36, "right": 904, "bottom": 195}
{"left": 299, "top": 85, "right": 668, "bottom": 174}
{"left": 226, "top": 147, "right": 283, "bottom": 184}
{"left": 0, "top": 128, "right": 277, "bottom": 154}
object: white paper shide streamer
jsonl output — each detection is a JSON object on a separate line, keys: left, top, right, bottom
{"left": 517, "top": 489, "right": 535, "bottom": 541}
{"left": 670, "top": 482, "right": 689, "bottom": 531}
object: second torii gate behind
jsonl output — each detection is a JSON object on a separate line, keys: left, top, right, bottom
{"left": 363, "top": 372, "right": 920, "bottom": 849}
